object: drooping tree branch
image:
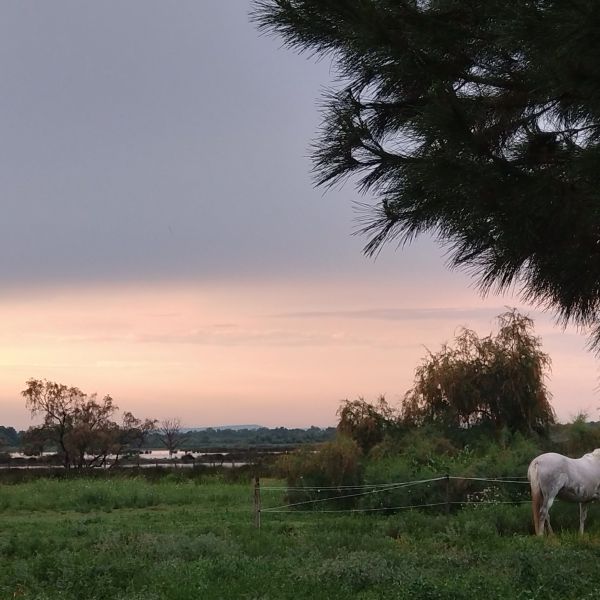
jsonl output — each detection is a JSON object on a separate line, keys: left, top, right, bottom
{"left": 253, "top": 0, "right": 600, "bottom": 346}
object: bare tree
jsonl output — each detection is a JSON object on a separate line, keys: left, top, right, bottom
{"left": 158, "top": 418, "right": 185, "bottom": 457}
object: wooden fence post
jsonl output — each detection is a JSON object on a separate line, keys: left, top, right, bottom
{"left": 254, "top": 476, "right": 261, "bottom": 529}
{"left": 445, "top": 473, "right": 450, "bottom": 514}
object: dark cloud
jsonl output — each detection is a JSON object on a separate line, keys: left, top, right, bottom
{"left": 1, "top": 1, "right": 406, "bottom": 287}
{"left": 0, "top": 0, "right": 495, "bottom": 308}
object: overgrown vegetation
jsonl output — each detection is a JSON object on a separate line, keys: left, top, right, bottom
{"left": 162, "top": 425, "right": 337, "bottom": 450}
{"left": 3, "top": 476, "right": 600, "bottom": 599}
{"left": 273, "top": 311, "right": 593, "bottom": 513}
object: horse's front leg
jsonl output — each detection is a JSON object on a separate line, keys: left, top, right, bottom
{"left": 580, "top": 503, "right": 588, "bottom": 534}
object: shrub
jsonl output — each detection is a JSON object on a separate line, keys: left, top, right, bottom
{"left": 275, "top": 436, "right": 363, "bottom": 509}
{"left": 360, "top": 428, "right": 540, "bottom": 511}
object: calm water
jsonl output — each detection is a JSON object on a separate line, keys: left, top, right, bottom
{"left": 6, "top": 449, "right": 246, "bottom": 468}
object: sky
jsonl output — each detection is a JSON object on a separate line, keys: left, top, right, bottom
{"left": 0, "top": 1, "right": 598, "bottom": 430}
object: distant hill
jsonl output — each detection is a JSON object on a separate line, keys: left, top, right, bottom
{"left": 183, "top": 425, "right": 263, "bottom": 432}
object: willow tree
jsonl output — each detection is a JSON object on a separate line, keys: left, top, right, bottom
{"left": 401, "top": 310, "right": 555, "bottom": 433}
{"left": 253, "top": 1, "right": 600, "bottom": 345}
{"left": 337, "top": 396, "right": 397, "bottom": 453}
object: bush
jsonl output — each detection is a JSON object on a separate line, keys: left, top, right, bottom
{"left": 275, "top": 436, "right": 363, "bottom": 509}
{"left": 359, "top": 427, "right": 541, "bottom": 512}
{"left": 562, "top": 413, "right": 600, "bottom": 456}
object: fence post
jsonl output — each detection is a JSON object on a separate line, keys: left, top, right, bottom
{"left": 253, "top": 476, "right": 261, "bottom": 529}
{"left": 445, "top": 473, "right": 450, "bottom": 514}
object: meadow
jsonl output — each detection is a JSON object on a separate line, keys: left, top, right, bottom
{"left": 2, "top": 473, "right": 600, "bottom": 599}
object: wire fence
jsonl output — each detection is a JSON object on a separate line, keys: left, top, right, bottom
{"left": 254, "top": 475, "right": 532, "bottom": 521}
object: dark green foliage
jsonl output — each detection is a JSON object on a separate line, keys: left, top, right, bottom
{"left": 151, "top": 425, "right": 337, "bottom": 450}
{"left": 0, "top": 426, "right": 19, "bottom": 448}
{"left": 402, "top": 309, "right": 555, "bottom": 433}
{"left": 276, "top": 436, "right": 363, "bottom": 507}
{"left": 562, "top": 412, "right": 600, "bottom": 457}
{"left": 361, "top": 427, "right": 539, "bottom": 512}
{"left": 273, "top": 421, "right": 549, "bottom": 514}
{"left": 2, "top": 422, "right": 335, "bottom": 458}
{"left": 253, "top": 0, "right": 600, "bottom": 345}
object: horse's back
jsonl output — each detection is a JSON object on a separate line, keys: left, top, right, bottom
{"left": 528, "top": 452, "right": 569, "bottom": 480}
{"left": 529, "top": 452, "right": 600, "bottom": 501}
{"left": 528, "top": 453, "right": 572, "bottom": 494}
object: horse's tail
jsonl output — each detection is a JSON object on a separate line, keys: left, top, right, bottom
{"left": 528, "top": 459, "right": 543, "bottom": 535}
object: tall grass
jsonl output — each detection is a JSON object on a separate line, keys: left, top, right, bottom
{"left": 0, "top": 475, "right": 251, "bottom": 513}
{"left": 3, "top": 475, "right": 600, "bottom": 599}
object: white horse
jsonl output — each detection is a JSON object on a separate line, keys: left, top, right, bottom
{"left": 528, "top": 449, "right": 600, "bottom": 535}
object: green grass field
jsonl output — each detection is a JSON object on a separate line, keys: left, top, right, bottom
{"left": 2, "top": 475, "right": 600, "bottom": 599}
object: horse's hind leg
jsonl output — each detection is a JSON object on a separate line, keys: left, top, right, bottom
{"left": 580, "top": 503, "right": 588, "bottom": 534}
{"left": 539, "top": 495, "right": 556, "bottom": 536}
{"left": 531, "top": 486, "right": 546, "bottom": 535}
{"left": 536, "top": 505, "right": 548, "bottom": 535}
